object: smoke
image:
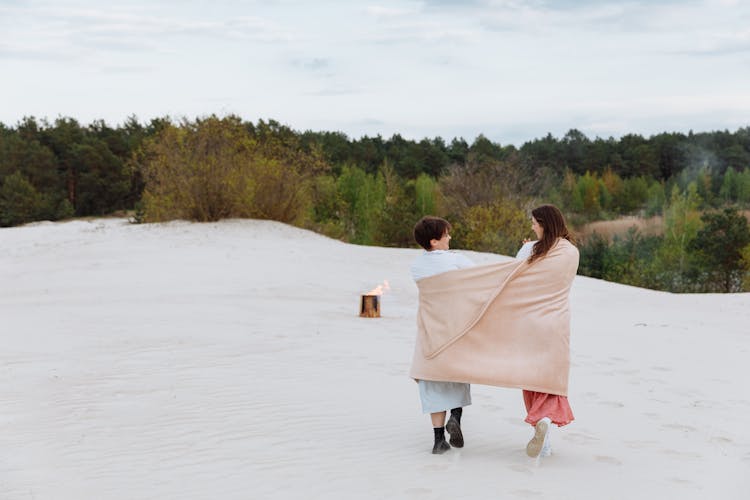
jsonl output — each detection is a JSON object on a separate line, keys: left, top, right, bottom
{"left": 676, "top": 143, "right": 723, "bottom": 189}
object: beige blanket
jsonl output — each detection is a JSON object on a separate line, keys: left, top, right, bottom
{"left": 409, "top": 239, "right": 579, "bottom": 396}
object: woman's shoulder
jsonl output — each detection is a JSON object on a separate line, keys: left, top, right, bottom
{"left": 553, "top": 237, "right": 579, "bottom": 259}
{"left": 556, "top": 237, "right": 577, "bottom": 249}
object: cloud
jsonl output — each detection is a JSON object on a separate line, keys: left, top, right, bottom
{"left": 681, "top": 27, "right": 750, "bottom": 56}
{"left": 71, "top": 33, "right": 156, "bottom": 53}
{"left": 360, "top": 2, "right": 479, "bottom": 44}
{"left": 292, "top": 57, "right": 331, "bottom": 72}
{"left": 2, "top": 0, "right": 749, "bottom": 143}
{"left": 421, "top": 0, "right": 489, "bottom": 8}
{"left": 0, "top": 5, "right": 296, "bottom": 63}
{"left": 478, "top": 2, "right": 648, "bottom": 34}
{"left": 353, "top": 117, "right": 387, "bottom": 127}
{"left": 290, "top": 57, "right": 337, "bottom": 80}
{"left": 96, "top": 63, "right": 155, "bottom": 75}
{"left": 675, "top": 43, "right": 750, "bottom": 57}
{"left": 63, "top": 12, "right": 295, "bottom": 43}
{"left": 365, "top": 21, "right": 477, "bottom": 44}
{"left": 0, "top": 43, "right": 77, "bottom": 61}
{"left": 305, "top": 87, "right": 362, "bottom": 97}
{"left": 539, "top": 0, "right": 691, "bottom": 10}
{"left": 224, "top": 16, "right": 298, "bottom": 42}
{"left": 364, "top": 5, "right": 418, "bottom": 18}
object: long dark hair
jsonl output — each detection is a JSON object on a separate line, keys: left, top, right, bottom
{"left": 528, "top": 204, "right": 574, "bottom": 263}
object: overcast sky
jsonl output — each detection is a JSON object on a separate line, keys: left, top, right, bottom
{"left": 1, "top": 0, "right": 749, "bottom": 145}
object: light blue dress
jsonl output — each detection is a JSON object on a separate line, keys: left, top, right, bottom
{"left": 411, "top": 250, "right": 473, "bottom": 414}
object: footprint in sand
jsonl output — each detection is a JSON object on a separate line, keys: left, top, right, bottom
{"left": 624, "top": 439, "right": 657, "bottom": 448}
{"left": 688, "top": 399, "right": 726, "bottom": 410}
{"left": 504, "top": 417, "right": 526, "bottom": 426}
{"left": 508, "top": 464, "right": 533, "bottom": 474}
{"left": 564, "top": 432, "right": 599, "bottom": 445}
{"left": 481, "top": 403, "right": 504, "bottom": 411}
{"left": 509, "top": 489, "right": 543, "bottom": 498}
{"left": 651, "top": 366, "right": 672, "bottom": 372}
{"left": 616, "top": 369, "right": 639, "bottom": 375}
{"left": 598, "top": 401, "right": 625, "bottom": 408}
{"left": 661, "top": 423, "right": 697, "bottom": 433}
{"left": 670, "top": 477, "right": 699, "bottom": 487}
{"left": 709, "top": 436, "right": 732, "bottom": 445}
{"left": 659, "top": 449, "right": 702, "bottom": 459}
{"left": 404, "top": 488, "right": 432, "bottom": 496}
{"left": 643, "top": 377, "right": 666, "bottom": 385}
{"left": 422, "top": 463, "right": 449, "bottom": 472}
{"left": 595, "top": 455, "right": 622, "bottom": 465}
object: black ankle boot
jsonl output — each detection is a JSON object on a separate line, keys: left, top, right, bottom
{"left": 446, "top": 408, "right": 464, "bottom": 448}
{"left": 432, "top": 427, "right": 451, "bottom": 454}
{"left": 450, "top": 407, "right": 462, "bottom": 424}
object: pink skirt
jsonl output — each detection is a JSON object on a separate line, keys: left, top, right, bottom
{"left": 523, "top": 390, "right": 574, "bottom": 427}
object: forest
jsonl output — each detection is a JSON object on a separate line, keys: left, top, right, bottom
{"left": 1, "top": 115, "right": 749, "bottom": 292}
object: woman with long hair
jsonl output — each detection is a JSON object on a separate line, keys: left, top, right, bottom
{"left": 411, "top": 203, "right": 578, "bottom": 460}
{"left": 515, "top": 204, "right": 577, "bottom": 459}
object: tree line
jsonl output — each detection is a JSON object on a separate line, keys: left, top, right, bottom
{"left": 1, "top": 115, "right": 749, "bottom": 291}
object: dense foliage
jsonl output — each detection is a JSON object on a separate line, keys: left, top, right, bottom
{"left": 2, "top": 115, "right": 749, "bottom": 291}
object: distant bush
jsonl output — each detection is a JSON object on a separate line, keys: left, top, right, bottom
{"left": 453, "top": 200, "right": 529, "bottom": 256}
{"left": 690, "top": 208, "right": 750, "bottom": 292}
{"left": 414, "top": 173, "right": 437, "bottom": 217}
{"left": 578, "top": 228, "right": 661, "bottom": 287}
{"left": 741, "top": 244, "right": 750, "bottom": 291}
{"left": 138, "top": 115, "right": 327, "bottom": 224}
{"left": 335, "top": 165, "right": 386, "bottom": 244}
{"left": 0, "top": 171, "right": 44, "bottom": 226}
{"left": 138, "top": 117, "right": 256, "bottom": 222}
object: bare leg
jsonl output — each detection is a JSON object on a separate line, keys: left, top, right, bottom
{"left": 430, "top": 411, "right": 446, "bottom": 427}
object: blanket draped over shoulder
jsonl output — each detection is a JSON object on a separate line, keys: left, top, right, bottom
{"left": 409, "top": 239, "right": 579, "bottom": 396}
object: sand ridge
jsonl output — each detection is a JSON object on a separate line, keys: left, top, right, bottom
{"left": 1, "top": 218, "right": 748, "bottom": 499}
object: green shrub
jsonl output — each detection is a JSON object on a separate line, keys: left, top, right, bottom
{"left": 138, "top": 115, "right": 326, "bottom": 224}
{"left": 453, "top": 200, "right": 529, "bottom": 256}
{"left": 0, "top": 171, "right": 44, "bottom": 226}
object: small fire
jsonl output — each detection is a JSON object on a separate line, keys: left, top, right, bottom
{"left": 365, "top": 280, "right": 390, "bottom": 296}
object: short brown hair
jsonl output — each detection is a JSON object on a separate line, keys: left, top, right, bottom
{"left": 413, "top": 216, "right": 451, "bottom": 250}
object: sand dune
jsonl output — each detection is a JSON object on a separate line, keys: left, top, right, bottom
{"left": 1, "top": 219, "right": 748, "bottom": 499}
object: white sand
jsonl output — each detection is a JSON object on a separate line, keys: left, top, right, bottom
{"left": 1, "top": 218, "right": 749, "bottom": 500}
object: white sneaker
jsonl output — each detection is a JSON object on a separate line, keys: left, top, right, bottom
{"left": 540, "top": 424, "right": 553, "bottom": 457}
{"left": 540, "top": 441, "right": 552, "bottom": 457}
{"left": 526, "top": 417, "right": 552, "bottom": 458}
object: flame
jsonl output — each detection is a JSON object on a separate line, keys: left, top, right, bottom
{"left": 365, "top": 279, "right": 390, "bottom": 296}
